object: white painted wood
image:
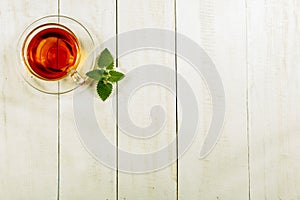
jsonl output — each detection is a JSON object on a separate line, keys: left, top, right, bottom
{"left": 2, "top": 0, "right": 300, "bottom": 199}
{"left": 177, "top": 0, "right": 249, "bottom": 199}
{"left": 0, "top": 1, "right": 58, "bottom": 199}
{"left": 247, "top": 0, "right": 300, "bottom": 199}
{"left": 59, "top": 0, "right": 117, "bottom": 199}
{"left": 117, "top": 0, "right": 177, "bottom": 199}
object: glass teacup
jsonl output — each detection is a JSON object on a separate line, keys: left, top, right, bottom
{"left": 17, "top": 15, "right": 95, "bottom": 94}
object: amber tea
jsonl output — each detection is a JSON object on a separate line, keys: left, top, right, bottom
{"left": 24, "top": 24, "right": 80, "bottom": 80}
{"left": 18, "top": 15, "right": 95, "bottom": 94}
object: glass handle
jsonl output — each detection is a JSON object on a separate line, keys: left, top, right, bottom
{"left": 70, "top": 70, "right": 85, "bottom": 85}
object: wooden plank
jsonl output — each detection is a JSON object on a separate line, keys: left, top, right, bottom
{"left": 177, "top": 0, "right": 249, "bottom": 199}
{"left": 117, "top": 0, "right": 177, "bottom": 199}
{"left": 0, "top": 1, "right": 58, "bottom": 199}
{"left": 247, "top": 0, "right": 300, "bottom": 199}
{"left": 59, "top": 0, "right": 117, "bottom": 199}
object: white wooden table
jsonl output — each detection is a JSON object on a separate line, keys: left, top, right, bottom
{"left": 1, "top": 0, "right": 300, "bottom": 199}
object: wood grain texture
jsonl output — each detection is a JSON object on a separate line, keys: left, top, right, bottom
{"left": 247, "top": 0, "right": 300, "bottom": 199}
{"left": 177, "top": 0, "right": 249, "bottom": 199}
{"left": 2, "top": 0, "right": 300, "bottom": 199}
{"left": 0, "top": 1, "right": 58, "bottom": 199}
{"left": 59, "top": 0, "right": 117, "bottom": 199}
{"left": 117, "top": 0, "right": 177, "bottom": 199}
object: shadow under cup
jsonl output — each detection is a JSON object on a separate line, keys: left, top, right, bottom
{"left": 17, "top": 15, "right": 95, "bottom": 94}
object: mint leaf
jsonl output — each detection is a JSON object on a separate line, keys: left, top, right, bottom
{"left": 97, "top": 81, "right": 113, "bottom": 101}
{"left": 85, "top": 48, "right": 125, "bottom": 101}
{"left": 108, "top": 71, "right": 125, "bottom": 82}
{"left": 86, "top": 69, "right": 104, "bottom": 80}
{"left": 107, "top": 63, "right": 114, "bottom": 70}
{"left": 98, "top": 48, "right": 114, "bottom": 68}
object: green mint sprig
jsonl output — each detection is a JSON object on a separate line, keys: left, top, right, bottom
{"left": 86, "top": 48, "right": 125, "bottom": 101}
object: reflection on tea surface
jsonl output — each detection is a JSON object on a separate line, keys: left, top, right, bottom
{"left": 25, "top": 25, "right": 80, "bottom": 80}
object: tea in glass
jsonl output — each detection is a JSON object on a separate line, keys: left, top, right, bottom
{"left": 24, "top": 24, "right": 80, "bottom": 80}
